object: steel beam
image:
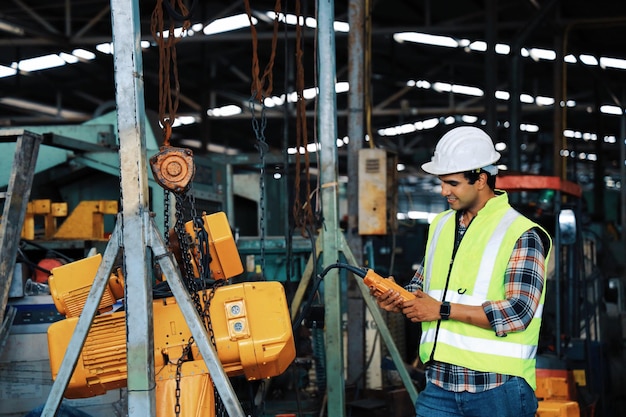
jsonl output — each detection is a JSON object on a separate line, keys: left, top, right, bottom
{"left": 317, "top": 0, "right": 344, "bottom": 415}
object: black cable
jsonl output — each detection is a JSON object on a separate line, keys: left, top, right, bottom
{"left": 20, "top": 239, "right": 74, "bottom": 263}
{"left": 318, "top": 262, "right": 368, "bottom": 279}
{"left": 291, "top": 262, "right": 368, "bottom": 334}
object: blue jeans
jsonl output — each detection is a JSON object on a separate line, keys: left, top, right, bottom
{"left": 415, "top": 377, "right": 538, "bottom": 417}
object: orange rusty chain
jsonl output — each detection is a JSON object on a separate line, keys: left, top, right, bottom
{"left": 245, "top": 0, "right": 316, "bottom": 236}
{"left": 149, "top": 0, "right": 196, "bottom": 193}
{"left": 292, "top": 0, "right": 316, "bottom": 235}
{"left": 244, "top": 0, "right": 282, "bottom": 280}
{"left": 150, "top": 0, "right": 191, "bottom": 146}
{"left": 244, "top": 0, "right": 281, "bottom": 102}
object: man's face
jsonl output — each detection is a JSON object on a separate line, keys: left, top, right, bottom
{"left": 438, "top": 172, "right": 479, "bottom": 212}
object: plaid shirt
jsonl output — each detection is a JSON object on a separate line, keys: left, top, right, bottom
{"left": 405, "top": 217, "right": 547, "bottom": 393}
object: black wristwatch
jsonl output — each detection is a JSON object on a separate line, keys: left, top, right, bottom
{"left": 440, "top": 301, "right": 451, "bottom": 320}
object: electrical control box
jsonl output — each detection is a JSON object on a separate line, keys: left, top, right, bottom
{"left": 358, "top": 148, "right": 398, "bottom": 235}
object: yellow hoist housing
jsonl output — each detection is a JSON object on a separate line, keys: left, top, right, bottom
{"left": 45, "top": 211, "right": 295, "bottom": 416}
{"left": 47, "top": 281, "right": 295, "bottom": 398}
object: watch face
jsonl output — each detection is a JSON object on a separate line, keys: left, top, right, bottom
{"left": 440, "top": 302, "right": 450, "bottom": 319}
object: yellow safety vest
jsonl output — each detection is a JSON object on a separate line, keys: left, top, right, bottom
{"left": 419, "top": 191, "right": 552, "bottom": 389}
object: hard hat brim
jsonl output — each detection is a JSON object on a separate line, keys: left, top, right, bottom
{"left": 421, "top": 153, "right": 500, "bottom": 176}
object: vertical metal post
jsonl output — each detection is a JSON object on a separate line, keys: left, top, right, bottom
{"left": 552, "top": 30, "right": 564, "bottom": 177}
{"left": 110, "top": 0, "right": 155, "bottom": 415}
{"left": 0, "top": 131, "right": 42, "bottom": 326}
{"left": 509, "top": 0, "right": 559, "bottom": 173}
{"left": 317, "top": 0, "right": 344, "bottom": 415}
{"left": 621, "top": 105, "right": 626, "bottom": 244}
{"left": 554, "top": 191, "right": 562, "bottom": 358}
{"left": 484, "top": 0, "right": 497, "bottom": 138}
{"left": 347, "top": 0, "right": 365, "bottom": 386}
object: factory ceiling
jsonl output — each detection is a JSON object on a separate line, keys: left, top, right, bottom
{"left": 1, "top": 0, "right": 626, "bottom": 192}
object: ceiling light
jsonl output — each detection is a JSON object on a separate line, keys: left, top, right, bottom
{"left": 520, "top": 94, "right": 534, "bottom": 104}
{"left": 18, "top": 54, "right": 66, "bottom": 72}
{"left": 0, "top": 65, "right": 16, "bottom": 78}
{"left": 72, "top": 49, "right": 96, "bottom": 60}
{"left": 529, "top": 48, "right": 556, "bottom": 61}
{"left": 60, "top": 53, "right": 78, "bottom": 64}
{"left": 564, "top": 54, "right": 577, "bottom": 63}
{"left": 579, "top": 54, "right": 598, "bottom": 66}
{"left": 335, "top": 82, "right": 349, "bottom": 93}
{"left": 521, "top": 124, "right": 539, "bottom": 132}
{"left": 600, "top": 56, "right": 626, "bottom": 70}
{"left": 206, "top": 104, "right": 242, "bottom": 117}
{"left": 96, "top": 43, "right": 113, "bottom": 54}
{"left": 393, "top": 32, "right": 458, "bottom": 48}
{"left": 600, "top": 105, "right": 623, "bottom": 115}
{"left": 451, "top": 84, "right": 483, "bottom": 96}
{"left": 468, "top": 41, "right": 487, "bottom": 52}
{"left": 535, "top": 96, "right": 555, "bottom": 106}
{"left": 495, "top": 91, "right": 510, "bottom": 100}
{"left": 432, "top": 82, "right": 452, "bottom": 93}
{"left": 204, "top": 14, "right": 255, "bottom": 35}
{"left": 495, "top": 44, "right": 510, "bottom": 55}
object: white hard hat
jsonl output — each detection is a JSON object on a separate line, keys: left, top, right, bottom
{"left": 421, "top": 126, "right": 501, "bottom": 175}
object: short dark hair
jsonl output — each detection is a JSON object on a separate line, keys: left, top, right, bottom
{"left": 464, "top": 168, "right": 496, "bottom": 189}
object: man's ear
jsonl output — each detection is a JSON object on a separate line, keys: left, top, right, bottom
{"left": 477, "top": 172, "right": 489, "bottom": 189}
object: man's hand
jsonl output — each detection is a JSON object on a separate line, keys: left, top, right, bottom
{"left": 369, "top": 276, "right": 404, "bottom": 313}
{"left": 401, "top": 290, "right": 441, "bottom": 322}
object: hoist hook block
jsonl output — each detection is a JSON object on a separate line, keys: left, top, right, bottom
{"left": 150, "top": 146, "right": 195, "bottom": 193}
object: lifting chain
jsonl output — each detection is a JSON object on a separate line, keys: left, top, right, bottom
{"left": 292, "top": 0, "right": 316, "bottom": 235}
{"left": 174, "top": 337, "right": 195, "bottom": 417}
{"left": 150, "top": 0, "right": 195, "bottom": 194}
{"left": 244, "top": 0, "right": 282, "bottom": 280}
{"left": 249, "top": 99, "right": 268, "bottom": 279}
{"left": 150, "top": 1, "right": 228, "bottom": 414}
{"left": 170, "top": 186, "right": 228, "bottom": 416}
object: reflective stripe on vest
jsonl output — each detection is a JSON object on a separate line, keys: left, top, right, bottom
{"left": 421, "top": 327, "right": 538, "bottom": 359}
{"left": 424, "top": 210, "right": 454, "bottom": 293}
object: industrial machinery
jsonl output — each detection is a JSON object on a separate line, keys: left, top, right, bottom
{"left": 45, "top": 212, "right": 296, "bottom": 417}
{"left": 496, "top": 174, "right": 619, "bottom": 417}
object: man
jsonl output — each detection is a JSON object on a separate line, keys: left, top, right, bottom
{"left": 374, "top": 126, "right": 552, "bottom": 417}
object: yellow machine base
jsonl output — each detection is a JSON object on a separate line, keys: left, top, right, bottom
{"left": 536, "top": 400, "right": 580, "bottom": 417}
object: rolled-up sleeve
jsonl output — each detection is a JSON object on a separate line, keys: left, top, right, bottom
{"left": 483, "top": 228, "right": 546, "bottom": 337}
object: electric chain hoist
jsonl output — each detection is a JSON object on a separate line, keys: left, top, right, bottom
{"left": 46, "top": 212, "right": 296, "bottom": 417}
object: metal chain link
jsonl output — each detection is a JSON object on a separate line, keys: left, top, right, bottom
{"left": 174, "top": 337, "right": 195, "bottom": 417}
{"left": 171, "top": 185, "right": 229, "bottom": 415}
{"left": 164, "top": 189, "right": 170, "bottom": 247}
{"left": 173, "top": 192, "right": 203, "bottom": 315}
{"left": 249, "top": 97, "right": 268, "bottom": 280}
{"left": 203, "top": 284, "right": 227, "bottom": 417}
